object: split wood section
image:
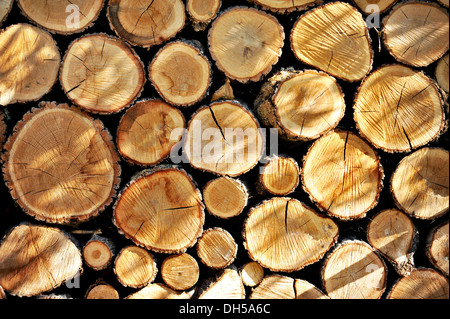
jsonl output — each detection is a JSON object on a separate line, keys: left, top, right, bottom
{"left": 2, "top": 102, "right": 121, "bottom": 224}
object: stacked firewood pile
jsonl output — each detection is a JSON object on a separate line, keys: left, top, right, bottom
{"left": 0, "top": 0, "right": 448, "bottom": 299}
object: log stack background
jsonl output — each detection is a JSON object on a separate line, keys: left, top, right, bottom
{"left": 0, "top": 0, "right": 448, "bottom": 299}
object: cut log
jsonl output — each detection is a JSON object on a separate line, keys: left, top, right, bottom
{"left": 438, "top": 0, "right": 449, "bottom": 8}
{"left": 82, "top": 235, "right": 115, "bottom": 271}
{"left": 0, "top": 0, "right": 13, "bottom": 25}
{"left": 258, "top": 155, "right": 300, "bottom": 195}
{"left": 382, "top": 2, "right": 449, "bottom": 67}
{"left": 390, "top": 147, "right": 449, "bottom": 220}
{"left": 0, "top": 224, "right": 82, "bottom": 297}
{"left": 211, "top": 78, "right": 234, "bottom": 102}
{"left": 114, "top": 245, "right": 157, "bottom": 288}
{"left": 387, "top": 268, "right": 449, "bottom": 299}
{"left": 254, "top": 69, "right": 345, "bottom": 142}
{"left": 126, "top": 283, "right": 194, "bottom": 299}
{"left": 321, "top": 240, "right": 387, "bottom": 299}
{"left": 426, "top": 221, "right": 449, "bottom": 277}
{"left": 85, "top": 283, "right": 119, "bottom": 299}
{"left": 352, "top": 0, "right": 398, "bottom": 14}
{"left": 302, "top": 130, "right": 383, "bottom": 220}
{"left": 208, "top": 7, "right": 284, "bottom": 83}
{"left": 198, "top": 268, "right": 245, "bottom": 299}
{"left": 290, "top": 1, "right": 372, "bottom": 82}
{"left": 354, "top": 64, "right": 444, "bottom": 153}
{"left": 240, "top": 261, "right": 264, "bottom": 287}
{"left": 149, "top": 41, "right": 211, "bottom": 107}
{"left": 243, "top": 197, "right": 339, "bottom": 272}
{"left": 295, "top": 279, "right": 329, "bottom": 299}
{"left": 367, "top": 209, "right": 416, "bottom": 276}
{"left": 186, "top": 0, "right": 221, "bottom": 31}
{"left": 116, "top": 99, "right": 185, "bottom": 166}
{"left": 196, "top": 228, "right": 238, "bottom": 269}
{"left": 17, "top": 0, "right": 104, "bottom": 34}
{"left": 202, "top": 176, "right": 248, "bottom": 219}
{"left": 435, "top": 53, "right": 449, "bottom": 93}
{"left": 249, "top": 274, "right": 295, "bottom": 299}
{"left": 249, "top": 0, "right": 322, "bottom": 13}
{"left": 2, "top": 102, "right": 121, "bottom": 224}
{"left": 113, "top": 167, "right": 205, "bottom": 253}
{"left": 161, "top": 253, "right": 200, "bottom": 291}
{"left": 60, "top": 34, "right": 145, "bottom": 114}
{"left": 107, "top": 0, "right": 186, "bottom": 48}
{"left": 184, "top": 100, "right": 264, "bottom": 177}
{"left": 0, "top": 24, "right": 60, "bottom": 106}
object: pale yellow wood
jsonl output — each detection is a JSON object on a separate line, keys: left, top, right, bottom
{"left": 161, "top": 253, "right": 199, "bottom": 291}
{"left": 82, "top": 237, "right": 114, "bottom": 271}
{"left": 244, "top": 197, "right": 339, "bottom": 272}
{"left": 107, "top": 0, "right": 185, "bottom": 48}
{"left": 149, "top": 41, "right": 211, "bottom": 107}
{"left": 250, "top": 274, "right": 295, "bottom": 299}
{"left": 197, "top": 228, "right": 237, "bottom": 269}
{"left": 198, "top": 268, "right": 245, "bottom": 299}
{"left": 208, "top": 7, "right": 284, "bottom": 83}
{"left": 126, "top": 283, "right": 194, "bottom": 299}
{"left": 354, "top": 65, "right": 444, "bottom": 153}
{"left": 322, "top": 241, "right": 387, "bottom": 299}
{"left": 388, "top": 268, "right": 449, "bottom": 299}
{"left": 391, "top": 147, "right": 449, "bottom": 220}
{"left": 353, "top": 0, "right": 398, "bottom": 14}
{"left": 85, "top": 283, "right": 119, "bottom": 299}
{"left": 18, "top": 0, "right": 103, "bottom": 34}
{"left": 0, "top": 224, "right": 82, "bottom": 297}
{"left": 0, "top": 24, "right": 60, "bottom": 106}
{"left": 302, "top": 130, "right": 383, "bottom": 220}
{"left": 383, "top": 2, "right": 449, "bottom": 67}
{"left": 427, "top": 222, "right": 449, "bottom": 277}
{"left": 187, "top": 0, "right": 221, "bottom": 26}
{"left": 60, "top": 34, "right": 145, "bottom": 114}
{"left": 250, "top": 0, "right": 322, "bottom": 13}
{"left": 291, "top": 2, "right": 372, "bottom": 82}
{"left": 240, "top": 261, "right": 264, "bottom": 287}
{"left": 114, "top": 246, "right": 157, "bottom": 288}
{"left": 2, "top": 102, "right": 120, "bottom": 224}
{"left": 295, "top": 279, "right": 329, "bottom": 299}
{"left": 113, "top": 167, "right": 204, "bottom": 253}
{"left": 260, "top": 156, "right": 299, "bottom": 195}
{"left": 367, "top": 209, "right": 415, "bottom": 276}
{"left": 117, "top": 99, "right": 185, "bottom": 166}
{"left": 435, "top": 54, "right": 449, "bottom": 93}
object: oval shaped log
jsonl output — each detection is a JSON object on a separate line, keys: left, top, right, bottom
{"left": 186, "top": 0, "right": 221, "bottom": 31}
{"left": 161, "top": 253, "right": 200, "bottom": 291}
{"left": 114, "top": 245, "right": 157, "bottom": 288}
{"left": 184, "top": 100, "right": 264, "bottom": 177}
{"left": 243, "top": 197, "right": 339, "bottom": 272}
{"left": 196, "top": 227, "right": 237, "bottom": 269}
{"left": 113, "top": 167, "right": 204, "bottom": 253}
{"left": 255, "top": 69, "right": 345, "bottom": 142}
{"left": 107, "top": 0, "right": 185, "bottom": 48}
{"left": 426, "top": 221, "right": 449, "bottom": 277}
{"left": 354, "top": 64, "right": 444, "bottom": 153}
{"left": 0, "top": 24, "right": 60, "bottom": 106}
{"left": 116, "top": 99, "right": 185, "bottom": 166}
{"left": 391, "top": 147, "right": 449, "bottom": 220}
{"left": 258, "top": 155, "right": 300, "bottom": 196}
{"left": 302, "top": 130, "right": 383, "bottom": 220}
{"left": 208, "top": 7, "right": 284, "bottom": 83}
{"left": 387, "top": 268, "right": 449, "bottom": 299}
{"left": 322, "top": 240, "right": 387, "bottom": 299}
{"left": 291, "top": 1, "right": 372, "bottom": 82}
{"left": 249, "top": 0, "right": 321, "bottom": 13}
{"left": 382, "top": 2, "right": 449, "bottom": 67}
{"left": 149, "top": 41, "right": 211, "bottom": 107}
{"left": 17, "top": 0, "right": 104, "bottom": 34}
{"left": 60, "top": 34, "right": 145, "bottom": 114}
{"left": 203, "top": 176, "right": 248, "bottom": 219}
{"left": 0, "top": 224, "right": 82, "bottom": 297}
{"left": 435, "top": 53, "right": 449, "bottom": 93}
{"left": 2, "top": 102, "right": 121, "bottom": 224}
{"left": 367, "top": 209, "right": 416, "bottom": 276}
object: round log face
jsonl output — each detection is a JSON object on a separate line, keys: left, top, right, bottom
{"left": 0, "top": 24, "right": 60, "bottom": 106}
{"left": 427, "top": 222, "right": 449, "bottom": 277}
{"left": 187, "top": 0, "right": 221, "bottom": 23}
{"left": 113, "top": 168, "right": 205, "bottom": 253}
{"left": 208, "top": 7, "right": 284, "bottom": 82}
{"left": 244, "top": 197, "right": 339, "bottom": 272}
{"left": 391, "top": 147, "right": 449, "bottom": 220}
{"left": 17, "top": 0, "right": 104, "bottom": 34}
{"left": 107, "top": 0, "right": 185, "bottom": 47}
{"left": 302, "top": 130, "right": 383, "bottom": 220}
{"left": 383, "top": 2, "right": 449, "bottom": 67}
{"left": 114, "top": 246, "right": 157, "bottom": 288}
{"left": 60, "top": 34, "right": 145, "bottom": 114}
{"left": 260, "top": 156, "right": 299, "bottom": 195}
{"left": 82, "top": 240, "right": 113, "bottom": 270}
{"left": 3, "top": 103, "right": 120, "bottom": 224}
{"left": 435, "top": 54, "right": 449, "bottom": 93}
{"left": 161, "top": 253, "right": 199, "bottom": 290}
